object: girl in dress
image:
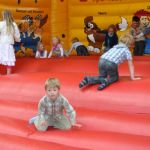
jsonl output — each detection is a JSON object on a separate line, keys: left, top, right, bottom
{"left": 0, "top": 10, "right": 20, "bottom": 74}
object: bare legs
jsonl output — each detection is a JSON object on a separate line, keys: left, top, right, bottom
{"left": 6, "top": 66, "right": 12, "bottom": 75}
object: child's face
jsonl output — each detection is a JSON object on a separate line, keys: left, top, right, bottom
{"left": 46, "top": 86, "right": 60, "bottom": 101}
{"left": 39, "top": 44, "right": 44, "bottom": 51}
{"left": 108, "top": 28, "right": 114, "bottom": 36}
{"left": 52, "top": 38, "right": 59, "bottom": 45}
{"left": 132, "top": 21, "right": 139, "bottom": 28}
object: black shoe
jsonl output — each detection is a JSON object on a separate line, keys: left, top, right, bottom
{"left": 97, "top": 83, "right": 107, "bottom": 90}
{"left": 79, "top": 77, "right": 88, "bottom": 88}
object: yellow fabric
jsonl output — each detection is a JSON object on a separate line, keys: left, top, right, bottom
{"left": 0, "top": 0, "right": 149, "bottom": 55}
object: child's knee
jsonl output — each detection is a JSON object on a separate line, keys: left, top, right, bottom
{"left": 59, "top": 124, "right": 71, "bottom": 130}
{"left": 34, "top": 123, "right": 48, "bottom": 131}
{"left": 54, "top": 120, "right": 72, "bottom": 130}
{"left": 65, "top": 123, "right": 72, "bottom": 130}
{"left": 34, "top": 118, "right": 48, "bottom": 132}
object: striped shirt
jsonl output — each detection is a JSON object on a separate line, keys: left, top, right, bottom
{"left": 38, "top": 94, "right": 76, "bottom": 124}
{"left": 101, "top": 43, "right": 132, "bottom": 64}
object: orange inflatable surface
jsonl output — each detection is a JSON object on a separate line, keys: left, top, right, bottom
{"left": 0, "top": 56, "right": 150, "bottom": 150}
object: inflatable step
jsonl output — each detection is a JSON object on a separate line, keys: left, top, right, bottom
{"left": 0, "top": 133, "right": 83, "bottom": 150}
{"left": 0, "top": 100, "right": 150, "bottom": 137}
{"left": 0, "top": 116, "right": 150, "bottom": 150}
{"left": 0, "top": 72, "right": 150, "bottom": 114}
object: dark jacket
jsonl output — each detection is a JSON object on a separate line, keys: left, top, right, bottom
{"left": 104, "top": 32, "right": 118, "bottom": 49}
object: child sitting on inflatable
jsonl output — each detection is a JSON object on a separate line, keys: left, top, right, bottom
{"left": 35, "top": 41, "right": 47, "bottom": 58}
{"left": 79, "top": 33, "right": 141, "bottom": 90}
{"left": 29, "top": 78, "right": 81, "bottom": 131}
{"left": 67, "top": 37, "right": 89, "bottom": 56}
{"left": 48, "top": 37, "right": 65, "bottom": 58}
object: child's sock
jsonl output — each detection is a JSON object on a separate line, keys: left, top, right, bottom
{"left": 79, "top": 77, "right": 88, "bottom": 88}
{"left": 97, "top": 83, "right": 107, "bottom": 90}
{"left": 29, "top": 116, "right": 38, "bottom": 124}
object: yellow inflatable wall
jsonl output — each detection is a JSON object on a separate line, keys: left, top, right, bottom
{"left": 0, "top": 0, "right": 150, "bottom": 55}
{"left": 68, "top": 0, "right": 150, "bottom": 47}
{"left": 52, "top": 0, "right": 150, "bottom": 54}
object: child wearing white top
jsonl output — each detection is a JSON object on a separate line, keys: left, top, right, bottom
{"left": 35, "top": 42, "right": 47, "bottom": 58}
{"left": 0, "top": 10, "right": 20, "bottom": 75}
{"left": 67, "top": 37, "right": 89, "bottom": 56}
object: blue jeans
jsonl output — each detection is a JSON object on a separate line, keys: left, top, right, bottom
{"left": 86, "top": 58, "right": 119, "bottom": 86}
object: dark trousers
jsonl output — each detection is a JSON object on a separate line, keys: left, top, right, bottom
{"left": 134, "top": 41, "right": 145, "bottom": 56}
{"left": 76, "top": 45, "right": 89, "bottom": 56}
{"left": 86, "top": 59, "right": 119, "bottom": 86}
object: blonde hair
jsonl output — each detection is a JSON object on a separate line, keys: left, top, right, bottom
{"left": 72, "top": 37, "right": 79, "bottom": 43}
{"left": 45, "top": 78, "right": 61, "bottom": 90}
{"left": 2, "top": 10, "right": 14, "bottom": 34}
{"left": 119, "top": 33, "right": 134, "bottom": 47}
{"left": 52, "top": 37, "right": 61, "bottom": 44}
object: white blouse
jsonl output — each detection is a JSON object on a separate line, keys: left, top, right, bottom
{"left": 0, "top": 21, "right": 21, "bottom": 44}
{"left": 35, "top": 50, "right": 47, "bottom": 58}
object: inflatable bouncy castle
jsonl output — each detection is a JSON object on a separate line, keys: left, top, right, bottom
{"left": 0, "top": 0, "right": 150, "bottom": 150}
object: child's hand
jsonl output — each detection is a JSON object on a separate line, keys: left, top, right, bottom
{"left": 21, "top": 46, "right": 26, "bottom": 53}
{"left": 40, "top": 121, "right": 47, "bottom": 126}
{"left": 131, "top": 77, "right": 141, "bottom": 80}
{"left": 72, "top": 123, "right": 82, "bottom": 128}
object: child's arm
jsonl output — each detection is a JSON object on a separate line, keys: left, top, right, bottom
{"left": 13, "top": 23, "right": 21, "bottom": 42}
{"left": 60, "top": 47, "right": 64, "bottom": 57}
{"left": 128, "top": 60, "right": 141, "bottom": 80}
{"left": 135, "top": 27, "right": 146, "bottom": 39}
{"left": 38, "top": 99, "right": 46, "bottom": 117}
{"left": 37, "top": 98, "right": 47, "bottom": 125}
{"left": 67, "top": 45, "right": 74, "bottom": 56}
{"left": 62, "top": 97, "right": 82, "bottom": 128}
{"left": 135, "top": 32, "right": 144, "bottom": 39}
{"left": 35, "top": 51, "right": 40, "bottom": 58}
{"left": 63, "top": 98, "right": 76, "bottom": 125}
{"left": 62, "top": 96, "right": 81, "bottom": 127}
{"left": 48, "top": 50, "right": 53, "bottom": 58}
